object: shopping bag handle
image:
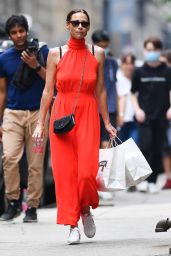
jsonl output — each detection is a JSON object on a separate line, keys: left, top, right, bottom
{"left": 106, "top": 138, "right": 114, "bottom": 148}
{"left": 112, "top": 136, "right": 123, "bottom": 146}
{"left": 116, "top": 136, "right": 123, "bottom": 144}
{"left": 105, "top": 136, "right": 122, "bottom": 148}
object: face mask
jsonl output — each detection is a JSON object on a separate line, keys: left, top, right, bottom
{"left": 104, "top": 47, "right": 110, "bottom": 57}
{"left": 145, "top": 51, "right": 160, "bottom": 63}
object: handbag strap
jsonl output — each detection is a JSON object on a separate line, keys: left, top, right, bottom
{"left": 73, "top": 48, "right": 88, "bottom": 114}
{"left": 92, "top": 44, "right": 95, "bottom": 56}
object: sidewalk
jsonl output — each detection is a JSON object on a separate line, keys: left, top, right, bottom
{"left": 1, "top": 189, "right": 171, "bottom": 256}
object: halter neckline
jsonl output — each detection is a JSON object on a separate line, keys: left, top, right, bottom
{"left": 68, "top": 37, "right": 86, "bottom": 50}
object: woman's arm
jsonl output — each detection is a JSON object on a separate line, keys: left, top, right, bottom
{"left": 95, "top": 47, "right": 117, "bottom": 138}
{"left": 33, "top": 48, "right": 59, "bottom": 139}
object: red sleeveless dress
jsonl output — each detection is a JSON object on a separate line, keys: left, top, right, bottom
{"left": 49, "top": 37, "right": 100, "bottom": 226}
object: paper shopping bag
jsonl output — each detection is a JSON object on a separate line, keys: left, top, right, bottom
{"left": 108, "top": 143, "right": 126, "bottom": 191}
{"left": 97, "top": 144, "right": 126, "bottom": 192}
{"left": 97, "top": 147, "right": 114, "bottom": 192}
{"left": 122, "top": 138, "right": 152, "bottom": 187}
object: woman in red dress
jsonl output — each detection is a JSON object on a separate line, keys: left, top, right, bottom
{"left": 33, "top": 9, "right": 116, "bottom": 244}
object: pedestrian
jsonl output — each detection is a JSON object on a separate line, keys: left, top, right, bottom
{"left": 33, "top": 9, "right": 116, "bottom": 244}
{"left": 117, "top": 53, "right": 138, "bottom": 143}
{"left": 0, "top": 15, "right": 49, "bottom": 222}
{"left": 131, "top": 37, "right": 171, "bottom": 193}
{"left": 91, "top": 29, "right": 118, "bottom": 203}
{"left": 92, "top": 30, "right": 118, "bottom": 148}
{"left": 160, "top": 50, "right": 171, "bottom": 189}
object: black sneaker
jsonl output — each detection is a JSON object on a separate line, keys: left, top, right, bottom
{"left": 0, "top": 200, "right": 21, "bottom": 221}
{"left": 23, "top": 207, "right": 37, "bottom": 223}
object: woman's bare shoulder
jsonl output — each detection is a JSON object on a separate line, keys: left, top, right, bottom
{"left": 48, "top": 45, "right": 68, "bottom": 64}
{"left": 87, "top": 44, "right": 103, "bottom": 56}
{"left": 46, "top": 48, "right": 59, "bottom": 66}
{"left": 49, "top": 47, "right": 60, "bottom": 57}
{"left": 87, "top": 44, "right": 104, "bottom": 63}
{"left": 49, "top": 44, "right": 66, "bottom": 53}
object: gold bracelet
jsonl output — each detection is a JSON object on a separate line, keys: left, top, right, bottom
{"left": 105, "top": 122, "right": 111, "bottom": 127}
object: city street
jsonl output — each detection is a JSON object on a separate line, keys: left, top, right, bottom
{"left": 1, "top": 2, "right": 171, "bottom": 256}
{"left": 1, "top": 181, "right": 171, "bottom": 256}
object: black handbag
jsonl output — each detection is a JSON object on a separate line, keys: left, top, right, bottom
{"left": 54, "top": 114, "right": 75, "bottom": 134}
{"left": 53, "top": 48, "right": 88, "bottom": 135}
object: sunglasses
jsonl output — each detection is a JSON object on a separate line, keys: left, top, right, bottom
{"left": 70, "top": 20, "right": 90, "bottom": 28}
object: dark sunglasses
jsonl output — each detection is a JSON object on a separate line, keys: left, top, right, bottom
{"left": 70, "top": 20, "right": 90, "bottom": 28}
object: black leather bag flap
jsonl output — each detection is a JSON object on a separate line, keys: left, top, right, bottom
{"left": 54, "top": 114, "right": 75, "bottom": 134}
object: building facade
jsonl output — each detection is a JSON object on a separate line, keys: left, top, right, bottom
{"left": 0, "top": 0, "right": 104, "bottom": 46}
{"left": 1, "top": 0, "right": 171, "bottom": 57}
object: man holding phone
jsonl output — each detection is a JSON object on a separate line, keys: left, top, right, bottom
{"left": 0, "top": 15, "right": 49, "bottom": 222}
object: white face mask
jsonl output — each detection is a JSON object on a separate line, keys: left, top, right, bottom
{"left": 104, "top": 47, "right": 110, "bottom": 57}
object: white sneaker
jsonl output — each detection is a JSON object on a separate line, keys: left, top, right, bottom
{"left": 148, "top": 183, "right": 159, "bottom": 194}
{"left": 136, "top": 181, "right": 148, "bottom": 192}
{"left": 81, "top": 212, "right": 96, "bottom": 238}
{"left": 67, "top": 227, "right": 81, "bottom": 245}
{"left": 98, "top": 191, "right": 113, "bottom": 200}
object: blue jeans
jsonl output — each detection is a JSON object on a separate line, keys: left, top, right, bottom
{"left": 119, "top": 121, "right": 139, "bottom": 144}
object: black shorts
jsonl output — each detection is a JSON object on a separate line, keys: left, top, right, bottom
{"left": 100, "top": 113, "right": 116, "bottom": 142}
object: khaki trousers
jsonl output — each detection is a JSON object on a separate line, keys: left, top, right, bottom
{"left": 2, "top": 108, "right": 49, "bottom": 208}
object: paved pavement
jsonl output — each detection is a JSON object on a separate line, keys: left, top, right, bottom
{"left": 1, "top": 186, "right": 171, "bottom": 256}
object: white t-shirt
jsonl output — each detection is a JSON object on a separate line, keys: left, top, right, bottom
{"left": 116, "top": 70, "right": 135, "bottom": 122}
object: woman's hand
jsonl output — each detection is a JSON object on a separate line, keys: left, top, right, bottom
{"left": 32, "top": 123, "right": 44, "bottom": 141}
{"left": 105, "top": 123, "right": 117, "bottom": 139}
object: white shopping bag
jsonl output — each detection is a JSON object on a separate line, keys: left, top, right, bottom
{"left": 97, "top": 147, "right": 114, "bottom": 192}
{"left": 109, "top": 144, "right": 126, "bottom": 191}
{"left": 97, "top": 143, "right": 126, "bottom": 192}
{"left": 122, "top": 138, "right": 152, "bottom": 187}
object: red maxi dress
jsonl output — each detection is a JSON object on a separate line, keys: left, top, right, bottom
{"left": 49, "top": 37, "right": 100, "bottom": 226}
